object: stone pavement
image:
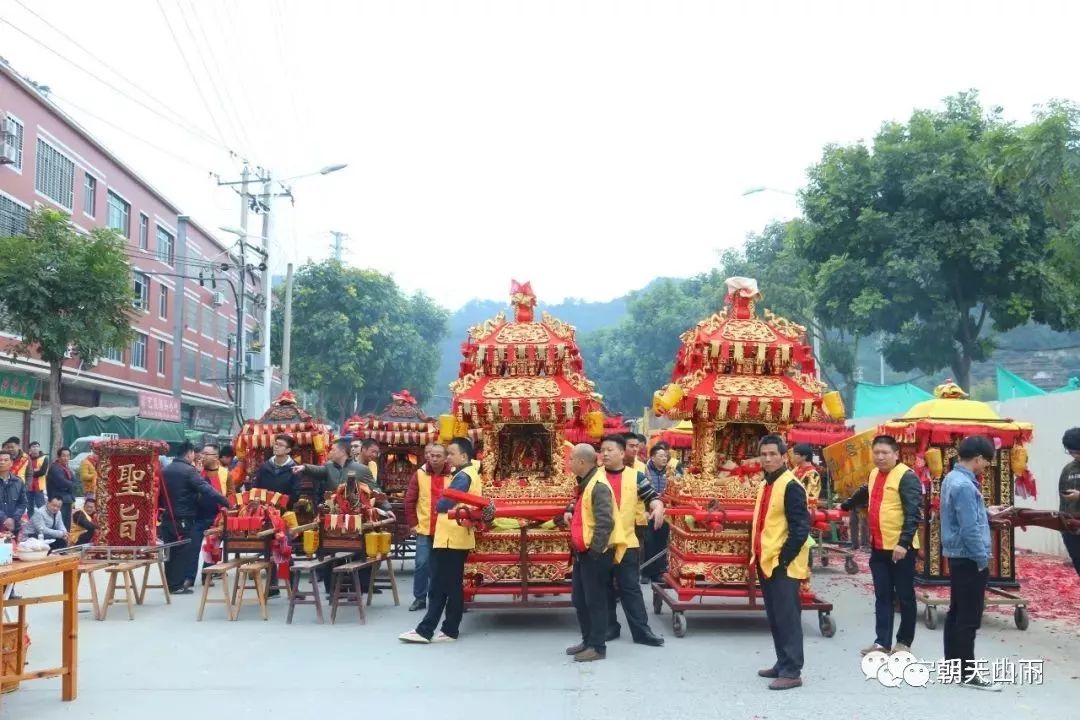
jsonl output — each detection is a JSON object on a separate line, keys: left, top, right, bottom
{"left": 4, "top": 557, "right": 1077, "bottom": 720}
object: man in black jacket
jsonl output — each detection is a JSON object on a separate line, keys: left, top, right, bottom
{"left": 254, "top": 434, "right": 301, "bottom": 509}
{"left": 46, "top": 447, "right": 77, "bottom": 528}
{"left": 160, "top": 442, "right": 228, "bottom": 593}
{"left": 0, "top": 450, "right": 28, "bottom": 536}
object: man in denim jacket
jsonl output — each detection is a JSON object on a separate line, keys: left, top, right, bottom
{"left": 939, "top": 435, "right": 999, "bottom": 691}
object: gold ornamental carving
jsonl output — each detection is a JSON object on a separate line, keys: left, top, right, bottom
{"left": 541, "top": 312, "right": 576, "bottom": 340}
{"left": 468, "top": 313, "right": 506, "bottom": 340}
{"left": 495, "top": 323, "right": 550, "bottom": 344}
{"left": 720, "top": 319, "right": 776, "bottom": 343}
{"left": 763, "top": 309, "right": 805, "bottom": 340}
{"left": 712, "top": 376, "right": 792, "bottom": 398}
{"left": 482, "top": 378, "right": 560, "bottom": 399}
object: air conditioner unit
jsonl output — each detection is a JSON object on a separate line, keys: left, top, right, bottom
{"left": 245, "top": 350, "right": 265, "bottom": 375}
{"left": 0, "top": 116, "right": 16, "bottom": 165}
{"left": 211, "top": 291, "right": 226, "bottom": 307}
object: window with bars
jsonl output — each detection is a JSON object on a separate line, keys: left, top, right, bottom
{"left": 133, "top": 272, "right": 150, "bottom": 310}
{"left": 156, "top": 225, "right": 175, "bottom": 265}
{"left": 105, "top": 346, "right": 124, "bottom": 364}
{"left": 0, "top": 195, "right": 29, "bottom": 239}
{"left": 106, "top": 191, "right": 130, "bottom": 237}
{"left": 131, "top": 333, "right": 147, "bottom": 369}
{"left": 157, "top": 339, "right": 167, "bottom": 375}
{"left": 158, "top": 285, "right": 169, "bottom": 319}
{"left": 35, "top": 139, "right": 75, "bottom": 209}
{"left": 5, "top": 117, "right": 23, "bottom": 170}
{"left": 139, "top": 213, "right": 149, "bottom": 250}
{"left": 83, "top": 175, "right": 97, "bottom": 217}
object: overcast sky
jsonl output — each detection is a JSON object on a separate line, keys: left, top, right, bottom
{"left": 3, "top": 0, "right": 1078, "bottom": 310}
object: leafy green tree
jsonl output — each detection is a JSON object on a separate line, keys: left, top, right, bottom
{"left": 0, "top": 209, "right": 134, "bottom": 451}
{"left": 798, "top": 92, "right": 1080, "bottom": 391}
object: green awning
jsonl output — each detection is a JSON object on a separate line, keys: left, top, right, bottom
{"left": 853, "top": 382, "right": 934, "bottom": 418}
{"left": 996, "top": 366, "right": 1047, "bottom": 400}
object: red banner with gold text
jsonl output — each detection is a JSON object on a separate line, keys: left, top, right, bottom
{"left": 92, "top": 439, "right": 168, "bottom": 546}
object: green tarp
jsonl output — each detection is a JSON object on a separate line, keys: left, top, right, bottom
{"left": 62, "top": 415, "right": 187, "bottom": 449}
{"left": 853, "top": 382, "right": 934, "bottom": 419}
{"left": 996, "top": 366, "right": 1046, "bottom": 400}
{"left": 1053, "top": 377, "right": 1080, "bottom": 393}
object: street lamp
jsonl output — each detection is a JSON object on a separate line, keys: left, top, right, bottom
{"left": 742, "top": 186, "right": 797, "bottom": 197}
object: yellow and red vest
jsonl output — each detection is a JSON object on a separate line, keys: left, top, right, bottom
{"left": 571, "top": 470, "right": 626, "bottom": 563}
{"left": 11, "top": 453, "right": 29, "bottom": 484}
{"left": 868, "top": 464, "right": 919, "bottom": 551}
{"left": 433, "top": 462, "right": 482, "bottom": 550}
{"left": 415, "top": 465, "right": 449, "bottom": 537}
{"left": 630, "top": 459, "right": 650, "bottom": 526}
{"left": 793, "top": 462, "right": 820, "bottom": 509}
{"left": 368, "top": 460, "right": 379, "bottom": 482}
{"left": 203, "top": 466, "right": 230, "bottom": 496}
{"left": 750, "top": 470, "right": 811, "bottom": 580}
{"left": 26, "top": 456, "right": 46, "bottom": 493}
{"left": 607, "top": 467, "right": 643, "bottom": 549}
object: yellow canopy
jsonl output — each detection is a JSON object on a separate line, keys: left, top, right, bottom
{"left": 894, "top": 397, "right": 1032, "bottom": 432}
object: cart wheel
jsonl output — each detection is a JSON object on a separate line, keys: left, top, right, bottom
{"left": 672, "top": 612, "right": 687, "bottom": 638}
{"left": 821, "top": 552, "right": 830, "bottom": 567}
{"left": 652, "top": 590, "right": 663, "bottom": 616}
{"left": 924, "top": 605, "right": 938, "bottom": 630}
{"left": 818, "top": 613, "right": 836, "bottom": 638}
{"left": 844, "top": 556, "right": 858, "bottom": 574}
{"left": 1014, "top": 606, "right": 1029, "bottom": 631}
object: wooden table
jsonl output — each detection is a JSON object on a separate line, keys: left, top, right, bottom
{"left": 0, "top": 555, "right": 79, "bottom": 703}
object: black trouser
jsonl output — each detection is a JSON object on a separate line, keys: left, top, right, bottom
{"left": 607, "top": 547, "right": 653, "bottom": 640}
{"left": 61, "top": 501, "right": 73, "bottom": 531}
{"left": 416, "top": 548, "right": 467, "bottom": 640}
{"left": 944, "top": 557, "right": 988, "bottom": 681}
{"left": 869, "top": 548, "right": 917, "bottom": 648}
{"left": 47, "top": 538, "right": 68, "bottom": 553}
{"left": 759, "top": 565, "right": 804, "bottom": 679}
{"left": 572, "top": 549, "right": 614, "bottom": 653}
{"left": 159, "top": 516, "right": 196, "bottom": 591}
{"left": 643, "top": 522, "right": 670, "bottom": 580}
{"left": 1062, "top": 532, "right": 1080, "bottom": 577}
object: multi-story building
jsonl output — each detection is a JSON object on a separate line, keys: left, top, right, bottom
{"left": 0, "top": 59, "right": 266, "bottom": 446}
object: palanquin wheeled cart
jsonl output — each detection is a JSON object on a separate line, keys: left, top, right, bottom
{"left": 649, "top": 277, "right": 843, "bottom": 637}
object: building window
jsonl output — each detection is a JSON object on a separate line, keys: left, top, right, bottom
{"left": 200, "top": 354, "right": 213, "bottom": 384}
{"left": 183, "top": 347, "right": 197, "bottom": 380}
{"left": 106, "top": 191, "right": 130, "bottom": 237}
{"left": 0, "top": 195, "right": 30, "bottom": 238}
{"left": 157, "top": 339, "right": 167, "bottom": 375}
{"left": 131, "top": 332, "right": 147, "bottom": 369}
{"left": 216, "top": 313, "right": 229, "bottom": 345}
{"left": 83, "top": 175, "right": 97, "bottom": 217}
{"left": 184, "top": 297, "right": 198, "bottom": 331}
{"left": 133, "top": 272, "right": 150, "bottom": 310}
{"left": 4, "top": 117, "right": 24, "bottom": 170}
{"left": 217, "top": 358, "right": 227, "bottom": 386}
{"left": 158, "top": 285, "right": 169, "bottom": 319}
{"left": 139, "top": 213, "right": 149, "bottom": 250}
{"left": 35, "top": 139, "right": 75, "bottom": 209}
{"left": 156, "top": 225, "right": 174, "bottom": 265}
{"left": 105, "top": 346, "right": 124, "bottom": 364}
{"left": 201, "top": 299, "right": 213, "bottom": 337}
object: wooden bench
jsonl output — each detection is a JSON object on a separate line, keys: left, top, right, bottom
{"left": 233, "top": 561, "right": 273, "bottom": 621}
{"left": 330, "top": 558, "right": 381, "bottom": 624}
{"left": 101, "top": 559, "right": 154, "bottom": 620}
{"left": 286, "top": 557, "right": 336, "bottom": 625}
{"left": 196, "top": 559, "right": 245, "bottom": 621}
{"left": 134, "top": 555, "right": 171, "bottom": 606}
{"left": 366, "top": 554, "right": 400, "bottom": 607}
{"left": 75, "top": 560, "right": 112, "bottom": 621}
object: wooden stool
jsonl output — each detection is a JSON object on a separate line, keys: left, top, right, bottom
{"left": 233, "top": 561, "right": 272, "bottom": 621}
{"left": 330, "top": 560, "right": 376, "bottom": 624}
{"left": 76, "top": 560, "right": 112, "bottom": 621}
{"left": 367, "top": 554, "right": 401, "bottom": 607}
{"left": 286, "top": 557, "right": 333, "bottom": 624}
{"left": 135, "top": 556, "right": 170, "bottom": 605}
{"left": 197, "top": 560, "right": 243, "bottom": 621}
{"left": 102, "top": 562, "right": 144, "bottom": 620}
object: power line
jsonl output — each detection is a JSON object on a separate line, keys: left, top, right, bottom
{"left": 198, "top": 1, "right": 265, "bottom": 161}
{"left": 0, "top": 13, "right": 234, "bottom": 155}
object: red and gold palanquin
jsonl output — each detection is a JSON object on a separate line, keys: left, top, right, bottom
{"left": 876, "top": 382, "right": 1036, "bottom": 589}
{"left": 342, "top": 390, "right": 436, "bottom": 496}
{"left": 450, "top": 281, "right": 603, "bottom": 607}
{"left": 232, "top": 391, "right": 332, "bottom": 524}
{"left": 651, "top": 278, "right": 838, "bottom": 636}
{"left": 91, "top": 439, "right": 168, "bottom": 546}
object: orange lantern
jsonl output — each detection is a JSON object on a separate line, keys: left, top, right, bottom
{"left": 821, "top": 391, "right": 845, "bottom": 421}
{"left": 584, "top": 411, "right": 604, "bottom": 438}
{"left": 438, "top": 414, "right": 455, "bottom": 443}
{"left": 925, "top": 448, "right": 943, "bottom": 478}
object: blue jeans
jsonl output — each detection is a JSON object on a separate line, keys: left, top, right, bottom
{"left": 414, "top": 534, "right": 433, "bottom": 600}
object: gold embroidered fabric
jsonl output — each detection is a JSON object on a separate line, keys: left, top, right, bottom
{"left": 482, "top": 377, "right": 561, "bottom": 399}
{"left": 495, "top": 323, "right": 550, "bottom": 344}
{"left": 720, "top": 319, "right": 776, "bottom": 342}
{"left": 712, "top": 375, "right": 791, "bottom": 397}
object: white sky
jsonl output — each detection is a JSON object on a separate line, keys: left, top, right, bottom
{"left": 2, "top": 0, "right": 1078, "bottom": 309}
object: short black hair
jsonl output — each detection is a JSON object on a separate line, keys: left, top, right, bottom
{"left": 361, "top": 438, "right": 379, "bottom": 450}
{"left": 28, "top": 441, "right": 40, "bottom": 448}
{"left": 175, "top": 441, "right": 195, "bottom": 458}
{"left": 602, "top": 434, "right": 627, "bottom": 450}
{"left": 333, "top": 438, "right": 351, "bottom": 454}
{"left": 202, "top": 443, "right": 220, "bottom": 454}
{"left": 958, "top": 435, "right": 995, "bottom": 461}
{"left": 650, "top": 441, "right": 671, "bottom": 456}
{"left": 621, "top": 433, "right": 640, "bottom": 445}
{"left": 872, "top": 435, "right": 900, "bottom": 452}
{"left": 3, "top": 436, "right": 19, "bottom": 446}
{"left": 793, "top": 443, "right": 814, "bottom": 460}
{"left": 448, "top": 437, "right": 474, "bottom": 460}
{"left": 634, "top": 433, "right": 647, "bottom": 444}
{"left": 220, "top": 445, "right": 235, "bottom": 459}
{"left": 1063, "top": 428, "right": 1080, "bottom": 452}
{"left": 58, "top": 446, "right": 71, "bottom": 457}
{"left": 0, "top": 450, "right": 11, "bottom": 461}
{"left": 48, "top": 495, "right": 64, "bottom": 503}
{"left": 275, "top": 433, "right": 296, "bottom": 450}
{"left": 758, "top": 434, "right": 787, "bottom": 455}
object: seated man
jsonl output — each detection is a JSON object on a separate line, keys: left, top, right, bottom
{"left": 31, "top": 496, "right": 69, "bottom": 552}
{"left": 69, "top": 497, "right": 98, "bottom": 545}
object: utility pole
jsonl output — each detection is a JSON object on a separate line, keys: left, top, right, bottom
{"left": 282, "top": 263, "right": 294, "bottom": 391}
{"left": 172, "top": 216, "right": 188, "bottom": 400}
{"left": 330, "top": 231, "right": 348, "bottom": 262}
{"left": 235, "top": 162, "right": 250, "bottom": 420}
{"left": 259, "top": 173, "right": 274, "bottom": 408}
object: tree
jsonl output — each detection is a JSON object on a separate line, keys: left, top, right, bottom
{"left": 271, "top": 261, "right": 449, "bottom": 424}
{"left": 798, "top": 92, "right": 1080, "bottom": 390}
{"left": 0, "top": 208, "right": 134, "bottom": 451}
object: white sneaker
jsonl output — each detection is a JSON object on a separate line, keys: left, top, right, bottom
{"left": 961, "top": 676, "right": 1002, "bottom": 692}
{"left": 398, "top": 630, "right": 430, "bottom": 644}
{"left": 431, "top": 632, "right": 456, "bottom": 643}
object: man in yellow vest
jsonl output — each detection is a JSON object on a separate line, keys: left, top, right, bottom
{"left": 400, "top": 437, "right": 480, "bottom": 644}
{"left": 623, "top": 433, "right": 649, "bottom": 556}
{"left": 358, "top": 439, "right": 381, "bottom": 483}
{"left": 840, "top": 434, "right": 922, "bottom": 656}
{"left": 26, "top": 441, "right": 49, "bottom": 510}
{"left": 563, "top": 443, "right": 624, "bottom": 662}
{"left": 404, "top": 443, "right": 451, "bottom": 611}
{"left": 187, "top": 444, "right": 231, "bottom": 588}
{"left": 601, "top": 434, "right": 665, "bottom": 646}
{"left": 751, "top": 434, "right": 811, "bottom": 691}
